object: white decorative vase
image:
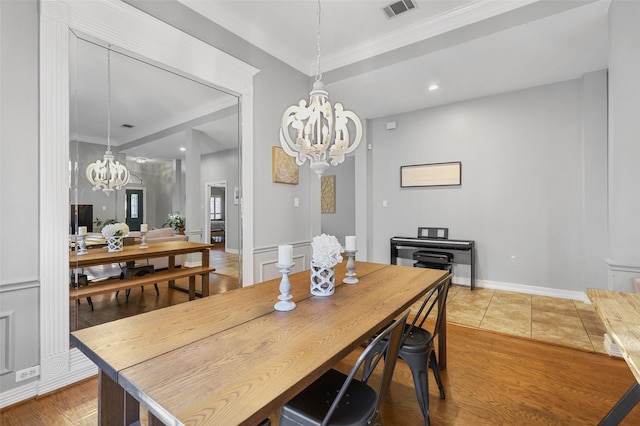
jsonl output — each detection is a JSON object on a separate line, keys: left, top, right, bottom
{"left": 310, "top": 262, "right": 335, "bottom": 296}
{"left": 107, "top": 236, "right": 124, "bottom": 252}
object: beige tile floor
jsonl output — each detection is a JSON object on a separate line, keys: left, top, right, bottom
{"left": 445, "top": 285, "right": 609, "bottom": 354}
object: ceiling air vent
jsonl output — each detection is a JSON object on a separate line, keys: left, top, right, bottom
{"left": 120, "top": 123, "right": 135, "bottom": 129}
{"left": 383, "top": 0, "right": 417, "bottom": 18}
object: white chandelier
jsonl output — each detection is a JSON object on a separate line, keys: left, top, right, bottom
{"left": 86, "top": 48, "right": 130, "bottom": 194}
{"left": 279, "top": 0, "right": 362, "bottom": 177}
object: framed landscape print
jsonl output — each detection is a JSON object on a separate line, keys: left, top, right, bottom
{"left": 401, "top": 161, "right": 462, "bottom": 188}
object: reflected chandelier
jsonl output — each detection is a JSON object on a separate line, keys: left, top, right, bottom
{"left": 86, "top": 48, "right": 130, "bottom": 194}
{"left": 279, "top": 0, "right": 362, "bottom": 177}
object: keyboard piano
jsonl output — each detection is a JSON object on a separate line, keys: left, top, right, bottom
{"left": 390, "top": 236, "right": 476, "bottom": 290}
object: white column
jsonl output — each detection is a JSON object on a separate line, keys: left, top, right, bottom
{"left": 184, "top": 129, "right": 203, "bottom": 266}
{"left": 606, "top": 0, "right": 640, "bottom": 292}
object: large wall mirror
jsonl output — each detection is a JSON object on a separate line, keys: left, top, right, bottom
{"left": 69, "top": 33, "right": 243, "bottom": 332}
{"left": 40, "top": 0, "right": 256, "bottom": 387}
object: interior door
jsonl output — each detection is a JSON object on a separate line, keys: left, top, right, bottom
{"left": 126, "top": 188, "right": 144, "bottom": 231}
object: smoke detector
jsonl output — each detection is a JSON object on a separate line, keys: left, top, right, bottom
{"left": 383, "top": 0, "right": 417, "bottom": 18}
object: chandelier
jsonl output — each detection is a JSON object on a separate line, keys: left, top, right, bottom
{"left": 86, "top": 48, "right": 130, "bottom": 194}
{"left": 279, "top": 0, "right": 362, "bottom": 177}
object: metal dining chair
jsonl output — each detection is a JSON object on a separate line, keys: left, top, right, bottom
{"left": 363, "top": 275, "right": 451, "bottom": 426}
{"left": 279, "top": 308, "right": 411, "bottom": 426}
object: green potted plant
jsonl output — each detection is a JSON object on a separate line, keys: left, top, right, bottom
{"left": 94, "top": 217, "right": 117, "bottom": 232}
{"left": 163, "top": 212, "right": 185, "bottom": 234}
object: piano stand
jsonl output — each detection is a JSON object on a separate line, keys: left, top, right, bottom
{"left": 390, "top": 236, "right": 476, "bottom": 290}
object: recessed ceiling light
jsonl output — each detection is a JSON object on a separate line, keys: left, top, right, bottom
{"left": 180, "top": 147, "right": 186, "bottom": 152}
{"left": 428, "top": 84, "right": 439, "bottom": 91}
{"left": 135, "top": 157, "right": 146, "bottom": 164}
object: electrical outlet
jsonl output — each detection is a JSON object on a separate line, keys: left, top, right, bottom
{"left": 15, "top": 365, "right": 40, "bottom": 382}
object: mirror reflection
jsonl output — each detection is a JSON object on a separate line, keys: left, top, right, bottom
{"left": 69, "top": 36, "right": 241, "bottom": 332}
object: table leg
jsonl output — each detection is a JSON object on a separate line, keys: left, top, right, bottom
{"left": 98, "top": 370, "right": 139, "bottom": 425}
{"left": 438, "top": 276, "right": 449, "bottom": 370}
{"left": 201, "top": 248, "right": 210, "bottom": 297}
{"left": 599, "top": 382, "right": 640, "bottom": 426}
{"left": 189, "top": 275, "right": 196, "bottom": 300}
{"left": 168, "top": 255, "right": 177, "bottom": 290}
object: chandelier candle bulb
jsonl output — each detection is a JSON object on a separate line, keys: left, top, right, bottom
{"left": 278, "top": 244, "right": 293, "bottom": 266}
{"left": 345, "top": 236, "right": 356, "bottom": 251}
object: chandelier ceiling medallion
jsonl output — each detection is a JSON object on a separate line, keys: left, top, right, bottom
{"left": 279, "top": 0, "right": 362, "bottom": 177}
{"left": 86, "top": 47, "right": 130, "bottom": 194}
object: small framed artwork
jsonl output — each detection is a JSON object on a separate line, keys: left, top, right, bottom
{"left": 321, "top": 175, "right": 336, "bottom": 214}
{"left": 272, "top": 146, "right": 299, "bottom": 185}
{"left": 400, "top": 161, "right": 462, "bottom": 188}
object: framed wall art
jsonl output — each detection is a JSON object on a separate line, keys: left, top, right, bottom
{"left": 272, "top": 146, "right": 299, "bottom": 185}
{"left": 400, "top": 161, "right": 462, "bottom": 188}
{"left": 321, "top": 175, "right": 336, "bottom": 214}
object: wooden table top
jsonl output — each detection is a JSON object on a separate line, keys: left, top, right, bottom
{"left": 588, "top": 288, "right": 640, "bottom": 384}
{"left": 69, "top": 240, "right": 214, "bottom": 268}
{"left": 71, "top": 261, "right": 448, "bottom": 425}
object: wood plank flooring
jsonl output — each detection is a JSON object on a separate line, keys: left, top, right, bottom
{"left": 7, "top": 251, "right": 639, "bottom": 424}
{"left": 3, "top": 322, "right": 639, "bottom": 425}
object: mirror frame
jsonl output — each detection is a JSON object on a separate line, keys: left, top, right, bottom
{"left": 39, "top": 0, "right": 257, "bottom": 392}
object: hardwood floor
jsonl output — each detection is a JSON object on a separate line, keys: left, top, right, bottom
{"left": 7, "top": 255, "right": 640, "bottom": 424}
{"left": 3, "top": 322, "right": 639, "bottom": 425}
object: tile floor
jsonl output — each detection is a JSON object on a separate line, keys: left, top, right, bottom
{"left": 444, "top": 285, "right": 609, "bottom": 354}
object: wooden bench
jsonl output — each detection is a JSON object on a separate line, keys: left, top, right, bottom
{"left": 70, "top": 266, "right": 216, "bottom": 307}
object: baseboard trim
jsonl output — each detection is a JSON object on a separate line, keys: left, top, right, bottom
{"left": 453, "top": 276, "right": 588, "bottom": 303}
{"left": 0, "top": 349, "right": 97, "bottom": 409}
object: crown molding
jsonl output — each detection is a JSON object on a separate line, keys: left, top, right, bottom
{"left": 179, "top": 0, "right": 539, "bottom": 76}
{"left": 319, "top": 0, "right": 540, "bottom": 74}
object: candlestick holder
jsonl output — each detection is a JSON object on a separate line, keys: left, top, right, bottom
{"left": 343, "top": 250, "right": 359, "bottom": 284}
{"left": 77, "top": 234, "right": 88, "bottom": 256}
{"left": 139, "top": 230, "right": 148, "bottom": 249}
{"left": 274, "top": 262, "right": 296, "bottom": 311}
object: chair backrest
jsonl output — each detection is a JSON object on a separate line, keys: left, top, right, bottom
{"left": 403, "top": 275, "right": 450, "bottom": 346}
{"left": 321, "top": 308, "right": 411, "bottom": 426}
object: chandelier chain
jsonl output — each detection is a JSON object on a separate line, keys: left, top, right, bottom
{"left": 315, "top": 0, "right": 322, "bottom": 83}
{"left": 107, "top": 47, "right": 112, "bottom": 151}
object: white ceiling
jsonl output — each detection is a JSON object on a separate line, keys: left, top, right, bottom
{"left": 74, "top": 0, "right": 610, "bottom": 162}
{"left": 180, "top": 0, "right": 609, "bottom": 118}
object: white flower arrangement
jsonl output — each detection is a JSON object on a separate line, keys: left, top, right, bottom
{"left": 101, "top": 222, "right": 130, "bottom": 238}
{"left": 311, "top": 234, "right": 344, "bottom": 269}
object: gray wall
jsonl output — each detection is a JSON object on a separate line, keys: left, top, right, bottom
{"left": 0, "top": 0, "right": 41, "bottom": 393}
{"left": 368, "top": 75, "right": 608, "bottom": 293}
{"left": 124, "top": 0, "right": 316, "bottom": 249}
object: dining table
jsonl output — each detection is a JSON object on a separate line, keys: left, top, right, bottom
{"left": 70, "top": 261, "right": 450, "bottom": 425}
{"left": 587, "top": 288, "right": 640, "bottom": 425}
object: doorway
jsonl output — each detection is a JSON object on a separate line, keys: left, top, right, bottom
{"left": 125, "top": 188, "right": 145, "bottom": 231}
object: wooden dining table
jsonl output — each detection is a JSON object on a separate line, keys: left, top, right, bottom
{"left": 70, "top": 261, "right": 450, "bottom": 425}
{"left": 588, "top": 288, "right": 640, "bottom": 425}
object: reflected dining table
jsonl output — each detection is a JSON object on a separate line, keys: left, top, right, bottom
{"left": 70, "top": 261, "right": 450, "bottom": 425}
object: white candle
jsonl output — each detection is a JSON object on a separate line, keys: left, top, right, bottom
{"left": 278, "top": 244, "right": 293, "bottom": 265}
{"left": 78, "top": 226, "right": 87, "bottom": 236}
{"left": 345, "top": 236, "right": 357, "bottom": 251}
{"left": 141, "top": 224, "right": 148, "bottom": 232}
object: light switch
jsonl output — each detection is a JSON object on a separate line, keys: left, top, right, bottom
{"left": 294, "top": 197, "right": 299, "bottom": 207}
{"left": 382, "top": 200, "right": 388, "bottom": 207}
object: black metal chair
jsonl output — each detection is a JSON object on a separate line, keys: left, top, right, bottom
{"left": 279, "top": 309, "right": 411, "bottom": 426}
{"left": 364, "top": 275, "right": 451, "bottom": 426}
